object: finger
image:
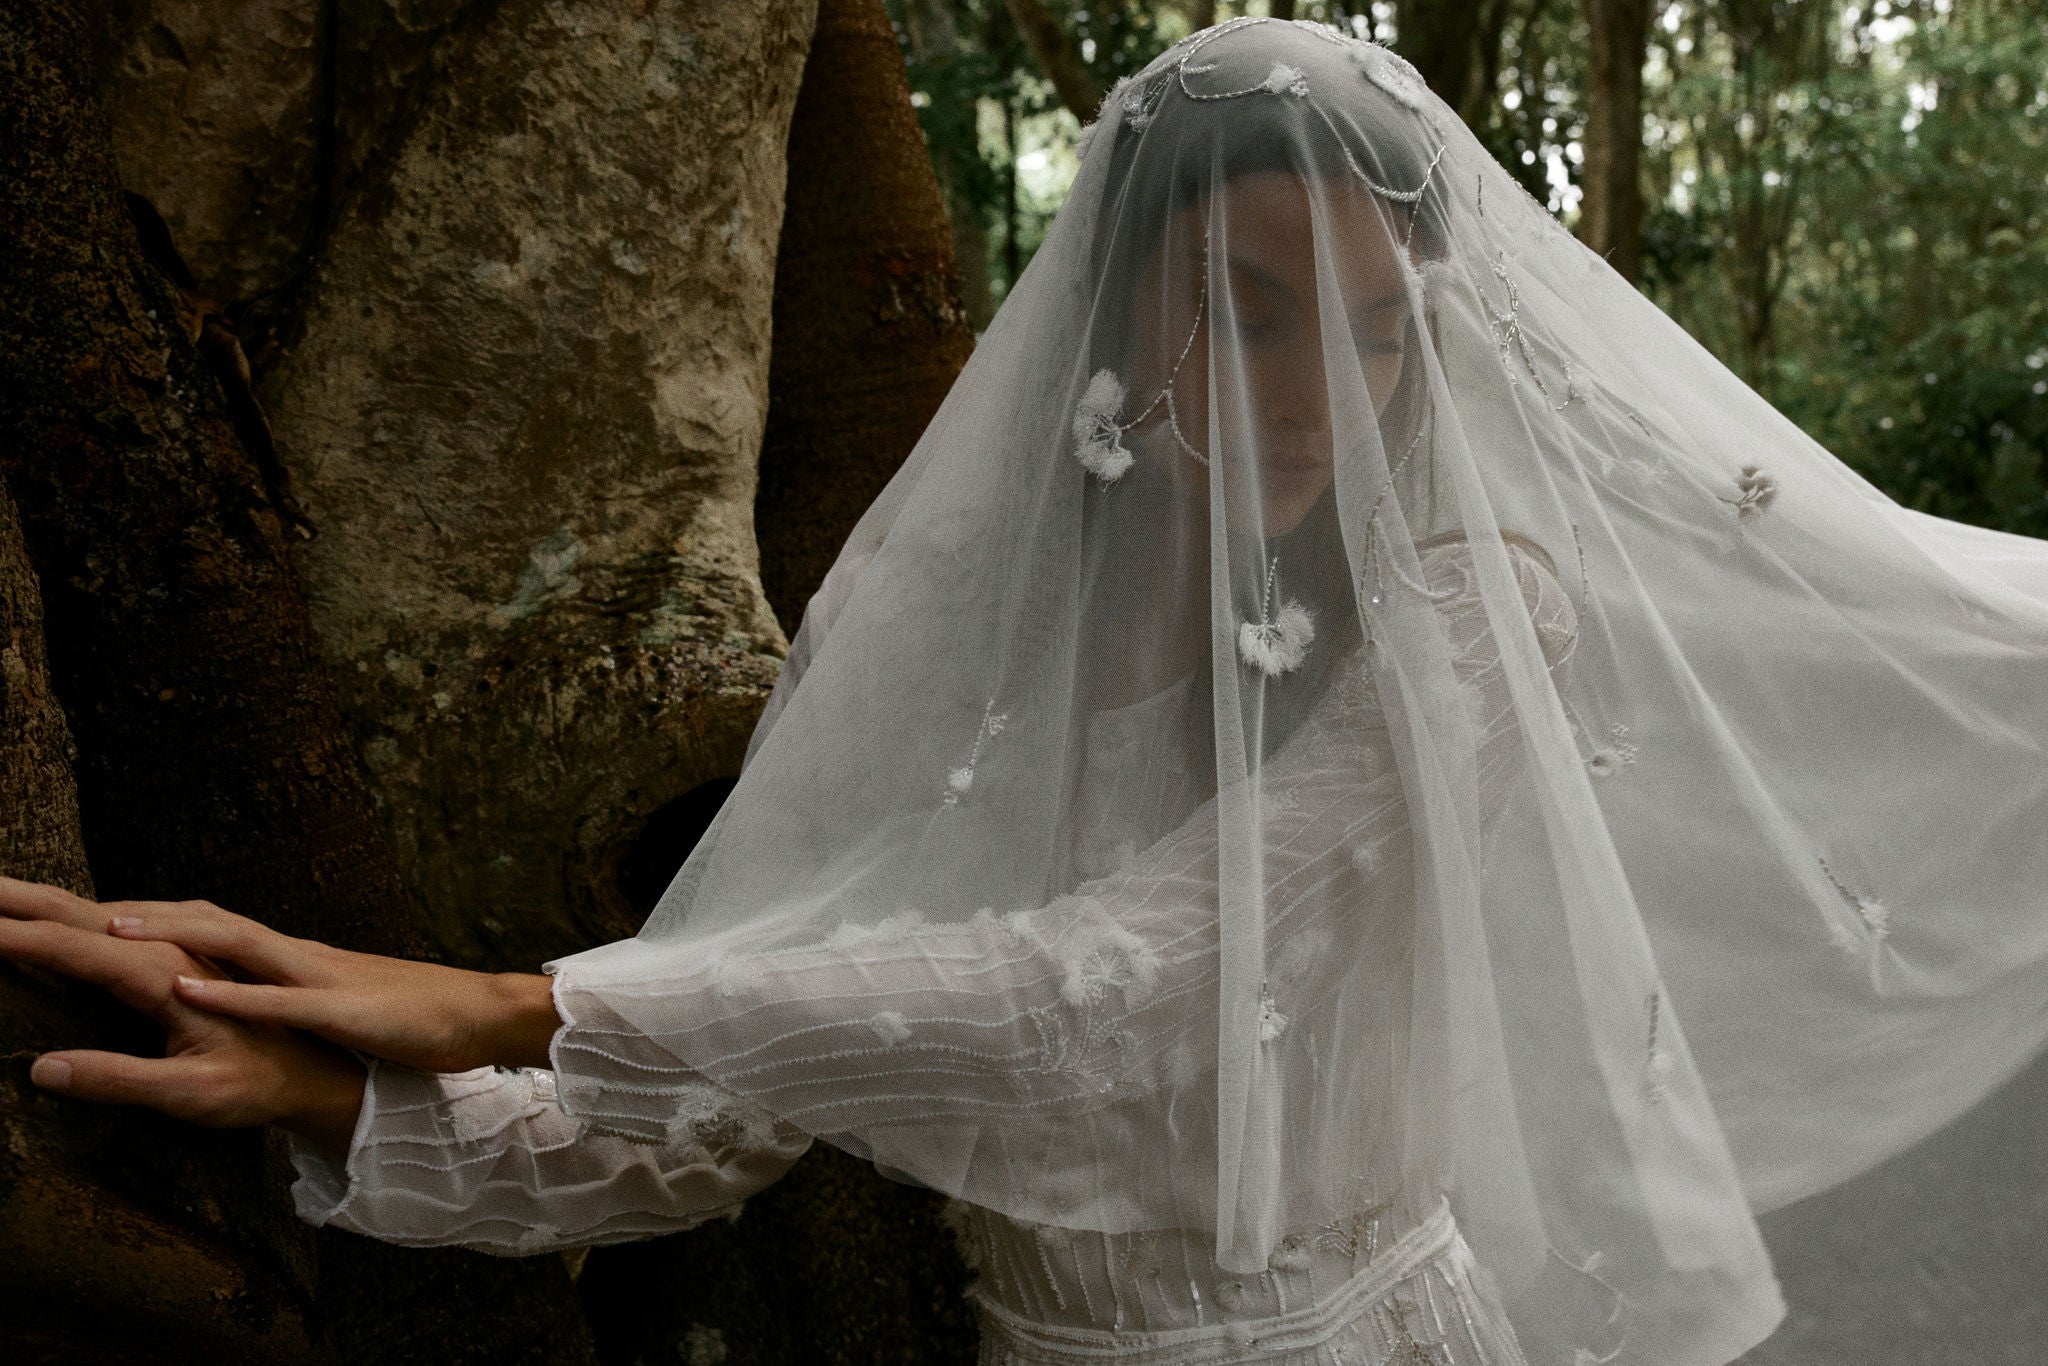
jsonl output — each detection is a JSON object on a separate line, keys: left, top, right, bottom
{"left": 172, "top": 974, "right": 341, "bottom": 1034}
{"left": 108, "top": 907, "right": 320, "bottom": 985}
{"left": 30, "top": 1049, "right": 247, "bottom": 1125}
{"left": 0, "top": 875, "right": 106, "bottom": 931}
{"left": 0, "top": 917, "right": 197, "bottom": 1015}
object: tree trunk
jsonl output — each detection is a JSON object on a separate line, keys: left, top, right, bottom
{"left": 1004, "top": 0, "right": 1099, "bottom": 122}
{"left": 1579, "top": 0, "right": 1649, "bottom": 281}
{"left": 584, "top": 4, "right": 981, "bottom": 1353}
{"left": 2, "top": 476, "right": 317, "bottom": 1366}
{"left": 100, "top": 0, "right": 327, "bottom": 314}
{"left": 1392, "top": 0, "right": 1487, "bottom": 123}
{"left": 258, "top": 0, "right": 819, "bottom": 976}
{"left": 755, "top": 0, "right": 977, "bottom": 633}
{"left": 0, "top": 3, "right": 598, "bottom": 1360}
{"left": 902, "top": 0, "right": 995, "bottom": 329}
{"left": 0, "top": 495, "right": 90, "bottom": 897}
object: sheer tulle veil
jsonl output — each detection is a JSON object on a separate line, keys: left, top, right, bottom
{"left": 544, "top": 18, "right": 2048, "bottom": 1363}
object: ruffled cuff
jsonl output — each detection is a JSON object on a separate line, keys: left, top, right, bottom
{"left": 284, "top": 1055, "right": 383, "bottom": 1228}
{"left": 284, "top": 1053, "right": 808, "bottom": 1256}
{"left": 545, "top": 956, "right": 755, "bottom": 1143}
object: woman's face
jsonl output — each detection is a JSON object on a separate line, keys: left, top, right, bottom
{"left": 1132, "top": 170, "right": 1414, "bottom": 537}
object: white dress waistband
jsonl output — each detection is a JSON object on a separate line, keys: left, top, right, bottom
{"left": 971, "top": 1200, "right": 1524, "bottom": 1365}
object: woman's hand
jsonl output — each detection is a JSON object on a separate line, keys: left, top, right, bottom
{"left": 0, "top": 877, "right": 368, "bottom": 1152}
{"left": 81, "top": 889, "right": 561, "bottom": 1074}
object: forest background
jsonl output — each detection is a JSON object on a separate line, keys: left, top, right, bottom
{"left": 0, "top": 1, "right": 2041, "bottom": 1364}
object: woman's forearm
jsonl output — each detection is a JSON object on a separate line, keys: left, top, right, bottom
{"left": 488, "top": 972, "right": 564, "bottom": 1070}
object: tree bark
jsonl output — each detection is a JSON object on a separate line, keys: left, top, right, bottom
{"left": 1004, "top": 0, "right": 1099, "bottom": 122}
{"left": 258, "top": 0, "right": 819, "bottom": 975}
{"left": 902, "top": 0, "right": 995, "bottom": 329}
{"left": 0, "top": 3, "right": 598, "bottom": 1360}
{"left": 2, "top": 475, "right": 318, "bottom": 1366}
{"left": 755, "top": 0, "right": 977, "bottom": 632}
{"left": 583, "top": 5, "right": 981, "bottom": 1352}
{"left": 1579, "top": 0, "right": 1649, "bottom": 281}
{"left": 1392, "top": 0, "right": 1488, "bottom": 123}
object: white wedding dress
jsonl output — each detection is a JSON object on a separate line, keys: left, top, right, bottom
{"left": 288, "top": 539, "right": 1567, "bottom": 1366}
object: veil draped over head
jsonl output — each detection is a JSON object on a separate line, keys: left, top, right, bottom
{"left": 546, "top": 19, "right": 2048, "bottom": 1363}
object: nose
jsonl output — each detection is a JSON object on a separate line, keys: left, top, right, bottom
{"left": 1257, "top": 339, "right": 1332, "bottom": 438}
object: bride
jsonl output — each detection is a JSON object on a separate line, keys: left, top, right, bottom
{"left": 5, "top": 19, "right": 2046, "bottom": 1365}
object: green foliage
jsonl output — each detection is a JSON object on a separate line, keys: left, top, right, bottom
{"left": 885, "top": 0, "right": 2047, "bottom": 534}
{"left": 1644, "top": 0, "right": 2047, "bottom": 535}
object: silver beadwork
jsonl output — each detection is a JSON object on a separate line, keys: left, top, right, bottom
{"left": 1239, "top": 556, "right": 1316, "bottom": 676}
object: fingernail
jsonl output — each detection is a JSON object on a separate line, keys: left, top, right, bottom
{"left": 109, "top": 916, "right": 141, "bottom": 932}
{"left": 176, "top": 974, "right": 207, "bottom": 991}
{"left": 30, "top": 1057, "right": 71, "bottom": 1090}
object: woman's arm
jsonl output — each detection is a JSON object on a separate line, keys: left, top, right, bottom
{"left": 0, "top": 878, "right": 808, "bottom": 1253}
{"left": 542, "top": 537, "right": 1579, "bottom": 1139}
{"left": 101, "top": 907, "right": 566, "bottom": 1073}
{"left": 0, "top": 877, "right": 368, "bottom": 1152}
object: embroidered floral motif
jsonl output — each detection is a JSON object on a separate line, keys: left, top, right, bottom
{"left": 1256, "top": 986, "right": 1291, "bottom": 1042}
{"left": 1058, "top": 915, "right": 1163, "bottom": 1008}
{"left": 1025, "top": 902, "right": 1163, "bottom": 1091}
{"left": 1484, "top": 251, "right": 1582, "bottom": 408}
{"left": 868, "top": 1010, "right": 913, "bottom": 1045}
{"left": 514, "top": 1223, "right": 561, "bottom": 1254}
{"left": 1724, "top": 465, "right": 1779, "bottom": 520}
{"left": 825, "top": 909, "right": 928, "bottom": 947}
{"left": 1349, "top": 43, "right": 1429, "bottom": 112}
{"left": 1586, "top": 723, "right": 1639, "bottom": 778}
{"left": 1239, "top": 556, "right": 1316, "bottom": 675}
{"left": 1381, "top": 1290, "right": 1452, "bottom": 1366}
{"left": 1269, "top": 1232, "right": 1315, "bottom": 1274}
{"left": 943, "top": 700, "right": 1009, "bottom": 805}
{"left": 1312, "top": 1202, "right": 1389, "bottom": 1263}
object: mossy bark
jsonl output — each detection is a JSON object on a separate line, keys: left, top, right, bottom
{"left": 0, "top": 3, "right": 597, "bottom": 1359}
{"left": 259, "top": 0, "right": 820, "bottom": 975}
{"left": 581, "top": 4, "right": 981, "bottom": 1360}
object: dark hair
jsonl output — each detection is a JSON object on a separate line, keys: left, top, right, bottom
{"left": 1086, "top": 62, "right": 1451, "bottom": 318}
{"left": 1069, "top": 49, "right": 1455, "bottom": 777}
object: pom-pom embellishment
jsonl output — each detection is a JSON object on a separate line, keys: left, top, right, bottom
{"left": 1072, "top": 368, "right": 1135, "bottom": 484}
{"left": 1238, "top": 605, "right": 1316, "bottom": 676}
{"left": 1239, "top": 557, "right": 1315, "bottom": 676}
{"left": 868, "top": 1011, "right": 913, "bottom": 1045}
{"left": 1261, "top": 62, "right": 1310, "bottom": 98}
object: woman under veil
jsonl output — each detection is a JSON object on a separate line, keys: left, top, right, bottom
{"left": 4, "top": 17, "right": 2046, "bottom": 1366}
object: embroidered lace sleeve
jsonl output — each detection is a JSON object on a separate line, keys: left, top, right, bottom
{"left": 545, "top": 539, "right": 1577, "bottom": 1140}
{"left": 283, "top": 1057, "right": 811, "bottom": 1255}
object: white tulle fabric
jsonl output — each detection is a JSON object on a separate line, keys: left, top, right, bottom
{"left": 297, "top": 17, "right": 2048, "bottom": 1366}
{"left": 285, "top": 1059, "right": 809, "bottom": 1253}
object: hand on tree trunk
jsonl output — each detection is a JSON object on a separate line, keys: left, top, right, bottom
{"left": 0, "top": 875, "right": 566, "bottom": 1152}
{"left": 0, "top": 876, "right": 368, "bottom": 1153}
